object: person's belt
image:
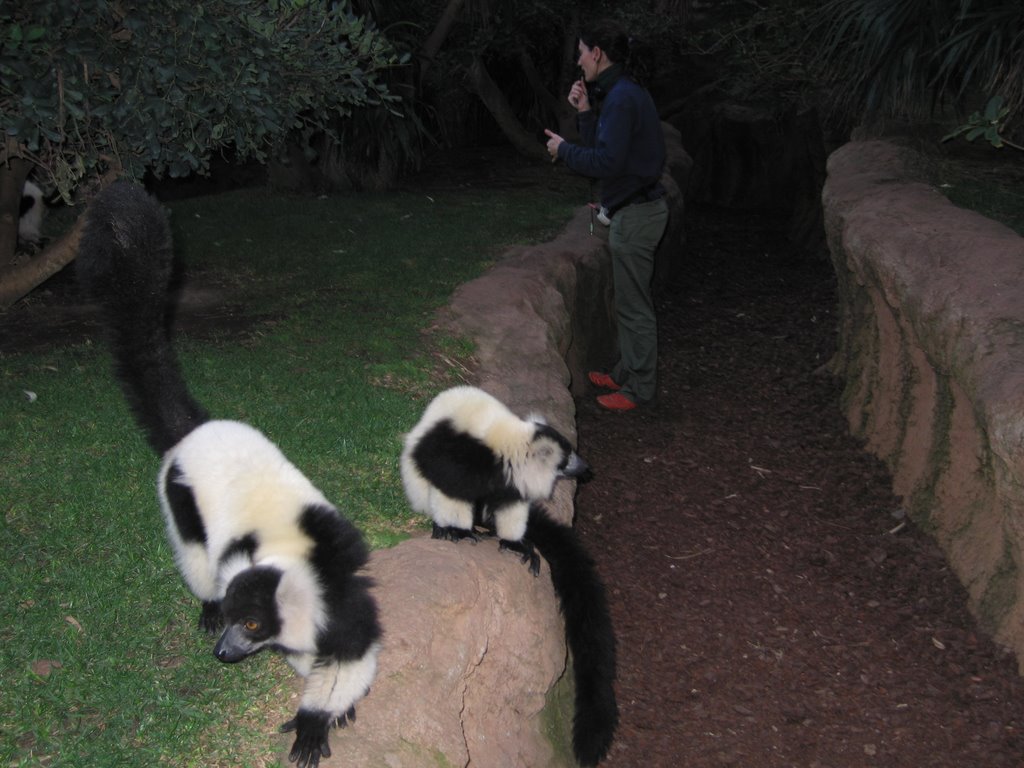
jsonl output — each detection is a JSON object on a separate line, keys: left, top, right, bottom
{"left": 608, "top": 185, "right": 661, "bottom": 216}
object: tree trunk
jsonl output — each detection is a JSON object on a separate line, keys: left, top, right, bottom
{"left": 516, "top": 47, "right": 579, "bottom": 140}
{"left": 0, "top": 216, "right": 83, "bottom": 307}
{"left": 466, "top": 56, "right": 548, "bottom": 162}
{"left": 419, "top": 0, "right": 466, "bottom": 83}
{"left": 517, "top": 49, "right": 563, "bottom": 121}
{"left": 560, "top": 11, "right": 580, "bottom": 91}
{"left": 556, "top": 18, "right": 584, "bottom": 139}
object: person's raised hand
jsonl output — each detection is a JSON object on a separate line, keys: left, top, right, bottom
{"left": 568, "top": 79, "right": 590, "bottom": 112}
{"left": 543, "top": 129, "right": 563, "bottom": 162}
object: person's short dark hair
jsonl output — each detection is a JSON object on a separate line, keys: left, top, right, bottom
{"left": 580, "top": 20, "right": 630, "bottom": 65}
{"left": 579, "top": 20, "right": 654, "bottom": 85}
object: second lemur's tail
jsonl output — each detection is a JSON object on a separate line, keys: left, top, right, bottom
{"left": 77, "top": 182, "right": 207, "bottom": 455}
{"left": 528, "top": 504, "right": 618, "bottom": 767}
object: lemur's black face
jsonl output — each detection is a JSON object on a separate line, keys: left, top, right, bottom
{"left": 532, "top": 424, "right": 593, "bottom": 484}
{"left": 214, "top": 566, "right": 283, "bottom": 663}
{"left": 562, "top": 450, "right": 593, "bottom": 482}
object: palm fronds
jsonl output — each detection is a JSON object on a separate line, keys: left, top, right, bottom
{"left": 810, "top": 0, "right": 1023, "bottom": 138}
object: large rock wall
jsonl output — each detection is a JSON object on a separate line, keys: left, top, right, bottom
{"left": 305, "top": 127, "right": 691, "bottom": 766}
{"left": 822, "top": 140, "right": 1024, "bottom": 666}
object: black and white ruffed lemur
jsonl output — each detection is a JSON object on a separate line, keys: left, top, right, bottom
{"left": 76, "top": 181, "right": 380, "bottom": 768}
{"left": 400, "top": 385, "right": 617, "bottom": 766}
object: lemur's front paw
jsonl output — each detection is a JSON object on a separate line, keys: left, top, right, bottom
{"left": 198, "top": 600, "right": 223, "bottom": 635}
{"left": 281, "top": 709, "right": 332, "bottom": 768}
{"left": 432, "top": 524, "right": 480, "bottom": 543}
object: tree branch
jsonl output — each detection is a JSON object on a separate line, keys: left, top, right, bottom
{"left": 466, "top": 56, "right": 548, "bottom": 162}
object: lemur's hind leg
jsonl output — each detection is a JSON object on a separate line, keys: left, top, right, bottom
{"left": 499, "top": 537, "right": 541, "bottom": 576}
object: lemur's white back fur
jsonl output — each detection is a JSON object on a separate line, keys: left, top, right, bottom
{"left": 401, "top": 386, "right": 565, "bottom": 513}
{"left": 158, "top": 419, "right": 325, "bottom": 602}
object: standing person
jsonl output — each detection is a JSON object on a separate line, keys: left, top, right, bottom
{"left": 545, "top": 21, "right": 668, "bottom": 412}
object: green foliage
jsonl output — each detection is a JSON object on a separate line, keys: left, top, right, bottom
{"left": 943, "top": 95, "right": 1024, "bottom": 150}
{"left": 812, "top": 0, "right": 955, "bottom": 117}
{"left": 691, "top": 0, "right": 818, "bottom": 105}
{"left": 0, "top": 176, "right": 579, "bottom": 766}
{"left": 318, "top": 97, "right": 431, "bottom": 192}
{"left": 932, "top": 1, "right": 1024, "bottom": 122}
{"left": 0, "top": 0, "right": 405, "bottom": 200}
{"left": 810, "top": 0, "right": 1024, "bottom": 138}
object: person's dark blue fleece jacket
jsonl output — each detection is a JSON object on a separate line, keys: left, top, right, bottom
{"left": 556, "top": 64, "right": 666, "bottom": 212}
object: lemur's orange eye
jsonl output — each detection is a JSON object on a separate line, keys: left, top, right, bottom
{"left": 244, "top": 620, "right": 260, "bottom": 632}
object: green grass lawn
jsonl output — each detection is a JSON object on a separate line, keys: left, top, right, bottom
{"left": 0, "top": 170, "right": 583, "bottom": 767}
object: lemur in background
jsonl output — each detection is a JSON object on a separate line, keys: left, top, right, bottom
{"left": 19, "top": 180, "right": 44, "bottom": 247}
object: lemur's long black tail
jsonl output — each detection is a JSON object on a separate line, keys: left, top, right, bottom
{"left": 77, "top": 182, "right": 207, "bottom": 454}
{"left": 528, "top": 503, "right": 618, "bottom": 767}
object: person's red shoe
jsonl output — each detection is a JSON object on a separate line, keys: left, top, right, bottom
{"left": 588, "top": 371, "right": 621, "bottom": 391}
{"left": 596, "top": 392, "right": 637, "bottom": 411}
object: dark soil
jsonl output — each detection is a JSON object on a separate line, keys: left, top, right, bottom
{"left": 573, "top": 204, "right": 1024, "bottom": 767}
{"left": 0, "top": 265, "right": 263, "bottom": 354}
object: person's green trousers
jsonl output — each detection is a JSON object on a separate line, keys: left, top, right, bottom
{"left": 608, "top": 197, "right": 669, "bottom": 404}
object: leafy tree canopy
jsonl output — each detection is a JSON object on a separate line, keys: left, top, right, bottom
{"left": 1, "top": 0, "right": 406, "bottom": 201}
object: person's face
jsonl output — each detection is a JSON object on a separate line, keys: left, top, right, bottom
{"left": 577, "top": 41, "right": 604, "bottom": 82}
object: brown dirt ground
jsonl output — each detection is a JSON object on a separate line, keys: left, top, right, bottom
{"left": 573, "top": 203, "right": 1024, "bottom": 767}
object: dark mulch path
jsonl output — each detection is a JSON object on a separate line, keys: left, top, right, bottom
{"left": 574, "top": 204, "right": 1024, "bottom": 767}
